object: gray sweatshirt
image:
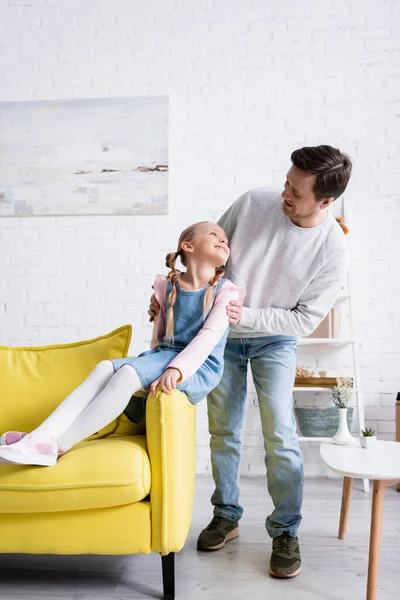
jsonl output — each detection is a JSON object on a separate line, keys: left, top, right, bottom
{"left": 218, "top": 188, "right": 349, "bottom": 338}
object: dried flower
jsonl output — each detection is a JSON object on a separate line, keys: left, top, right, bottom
{"left": 336, "top": 217, "right": 349, "bottom": 235}
{"left": 331, "top": 377, "right": 353, "bottom": 408}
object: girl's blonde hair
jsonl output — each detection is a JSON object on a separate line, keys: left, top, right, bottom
{"left": 165, "top": 222, "right": 225, "bottom": 343}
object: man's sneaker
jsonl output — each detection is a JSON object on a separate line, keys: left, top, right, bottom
{"left": 0, "top": 433, "right": 58, "bottom": 467}
{"left": 269, "top": 533, "right": 301, "bottom": 578}
{"left": 197, "top": 516, "right": 239, "bottom": 551}
{"left": 0, "top": 431, "right": 27, "bottom": 446}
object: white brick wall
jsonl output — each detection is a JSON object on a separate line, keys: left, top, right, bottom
{"left": 1, "top": 0, "right": 399, "bottom": 478}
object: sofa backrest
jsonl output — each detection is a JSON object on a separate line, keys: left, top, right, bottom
{"left": 0, "top": 325, "right": 131, "bottom": 433}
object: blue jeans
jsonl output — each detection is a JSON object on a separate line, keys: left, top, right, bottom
{"left": 207, "top": 336, "right": 303, "bottom": 538}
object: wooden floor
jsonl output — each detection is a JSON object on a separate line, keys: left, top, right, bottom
{"left": 1, "top": 476, "right": 400, "bottom": 600}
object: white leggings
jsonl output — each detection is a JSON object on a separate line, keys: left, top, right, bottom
{"left": 32, "top": 361, "right": 142, "bottom": 452}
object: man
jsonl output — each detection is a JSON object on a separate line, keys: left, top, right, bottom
{"left": 150, "top": 145, "right": 352, "bottom": 579}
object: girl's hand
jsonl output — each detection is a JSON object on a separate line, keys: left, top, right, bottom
{"left": 148, "top": 293, "right": 160, "bottom": 323}
{"left": 227, "top": 299, "right": 243, "bottom": 325}
{"left": 150, "top": 368, "right": 181, "bottom": 396}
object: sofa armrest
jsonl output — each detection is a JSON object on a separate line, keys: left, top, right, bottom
{"left": 146, "top": 388, "right": 196, "bottom": 555}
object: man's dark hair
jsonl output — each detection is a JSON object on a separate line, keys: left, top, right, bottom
{"left": 291, "top": 145, "right": 352, "bottom": 200}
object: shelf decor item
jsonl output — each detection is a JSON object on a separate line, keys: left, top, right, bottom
{"left": 331, "top": 378, "right": 356, "bottom": 446}
{"left": 308, "top": 308, "right": 336, "bottom": 339}
{"left": 360, "top": 427, "right": 377, "bottom": 449}
{"left": 307, "top": 305, "right": 344, "bottom": 339}
{"left": 331, "top": 377, "right": 354, "bottom": 408}
{"left": 294, "top": 405, "right": 354, "bottom": 438}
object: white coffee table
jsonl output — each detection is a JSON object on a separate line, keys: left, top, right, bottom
{"left": 320, "top": 440, "right": 400, "bottom": 600}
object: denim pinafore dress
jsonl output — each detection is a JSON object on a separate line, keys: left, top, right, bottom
{"left": 111, "top": 277, "right": 230, "bottom": 407}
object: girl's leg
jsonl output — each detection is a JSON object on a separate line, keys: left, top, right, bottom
{"left": 32, "top": 360, "right": 115, "bottom": 441}
{"left": 56, "top": 365, "right": 142, "bottom": 452}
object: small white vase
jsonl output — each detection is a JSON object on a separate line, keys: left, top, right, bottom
{"left": 332, "top": 408, "right": 355, "bottom": 445}
{"left": 360, "top": 435, "right": 377, "bottom": 449}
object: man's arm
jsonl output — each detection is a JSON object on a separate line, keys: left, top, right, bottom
{"left": 238, "top": 250, "right": 349, "bottom": 337}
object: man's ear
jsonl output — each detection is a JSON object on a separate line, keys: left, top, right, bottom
{"left": 320, "top": 196, "right": 335, "bottom": 210}
{"left": 181, "top": 241, "right": 194, "bottom": 253}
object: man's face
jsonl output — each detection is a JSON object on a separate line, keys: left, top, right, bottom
{"left": 281, "top": 165, "right": 331, "bottom": 220}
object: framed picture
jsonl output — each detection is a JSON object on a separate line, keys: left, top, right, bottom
{"left": 0, "top": 96, "right": 168, "bottom": 216}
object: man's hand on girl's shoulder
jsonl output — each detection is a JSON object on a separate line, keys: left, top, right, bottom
{"left": 227, "top": 299, "right": 243, "bottom": 325}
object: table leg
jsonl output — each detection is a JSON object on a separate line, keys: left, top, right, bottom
{"left": 339, "top": 476, "right": 353, "bottom": 539}
{"left": 367, "top": 480, "right": 386, "bottom": 600}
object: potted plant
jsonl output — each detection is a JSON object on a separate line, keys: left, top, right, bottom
{"left": 360, "top": 427, "right": 377, "bottom": 449}
{"left": 331, "top": 377, "right": 355, "bottom": 445}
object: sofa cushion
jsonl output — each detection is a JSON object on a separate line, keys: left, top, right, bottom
{"left": 0, "top": 435, "right": 150, "bottom": 513}
{"left": 0, "top": 325, "right": 131, "bottom": 437}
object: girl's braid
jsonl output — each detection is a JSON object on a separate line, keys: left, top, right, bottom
{"left": 165, "top": 251, "right": 181, "bottom": 343}
{"left": 203, "top": 265, "right": 225, "bottom": 317}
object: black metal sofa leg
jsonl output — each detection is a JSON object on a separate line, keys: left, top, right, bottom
{"left": 161, "top": 552, "right": 175, "bottom": 599}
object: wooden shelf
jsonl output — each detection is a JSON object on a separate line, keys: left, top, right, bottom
{"left": 298, "top": 436, "right": 332, "bottom": 442}
{"left": 298, "top": 338, "right": 354, "bottom": 346}
{"left": 298, "top": 435, "right": 358, "bottom": 443}
{"left": 293, "top": 386, "right": 357, "bottom": 392}
{"left": 335, "top": 294, "right": 351, "bottom": 301}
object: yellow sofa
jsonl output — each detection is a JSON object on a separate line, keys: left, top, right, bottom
{"left": 0, "top": 326, "right": 196, "bottom": 599}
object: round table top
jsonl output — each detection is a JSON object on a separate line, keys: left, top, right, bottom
{"left": 320, "top": 440, "right": 400, "bottom": 480}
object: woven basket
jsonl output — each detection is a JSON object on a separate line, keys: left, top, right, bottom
{"left": 294, "top": 406, "right": 354, "bottom": 438}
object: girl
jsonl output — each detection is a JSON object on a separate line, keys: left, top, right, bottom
{"left": 0, "top": 221, "right": 244, "bottom": 467}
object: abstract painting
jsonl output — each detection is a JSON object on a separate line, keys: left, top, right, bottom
{"left": 0, "top": 96, "right": 168, "bottom": 216}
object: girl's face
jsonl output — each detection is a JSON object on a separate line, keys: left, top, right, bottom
{"left": 181, "top": 223, "right": 230, "bottom": 267}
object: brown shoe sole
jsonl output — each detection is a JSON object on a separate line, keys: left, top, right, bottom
{"left": 197, "top": 527, "right": 240, "bottom": 551}
{"left": 269, "top": 566, "right": 301, "bottom": 579}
